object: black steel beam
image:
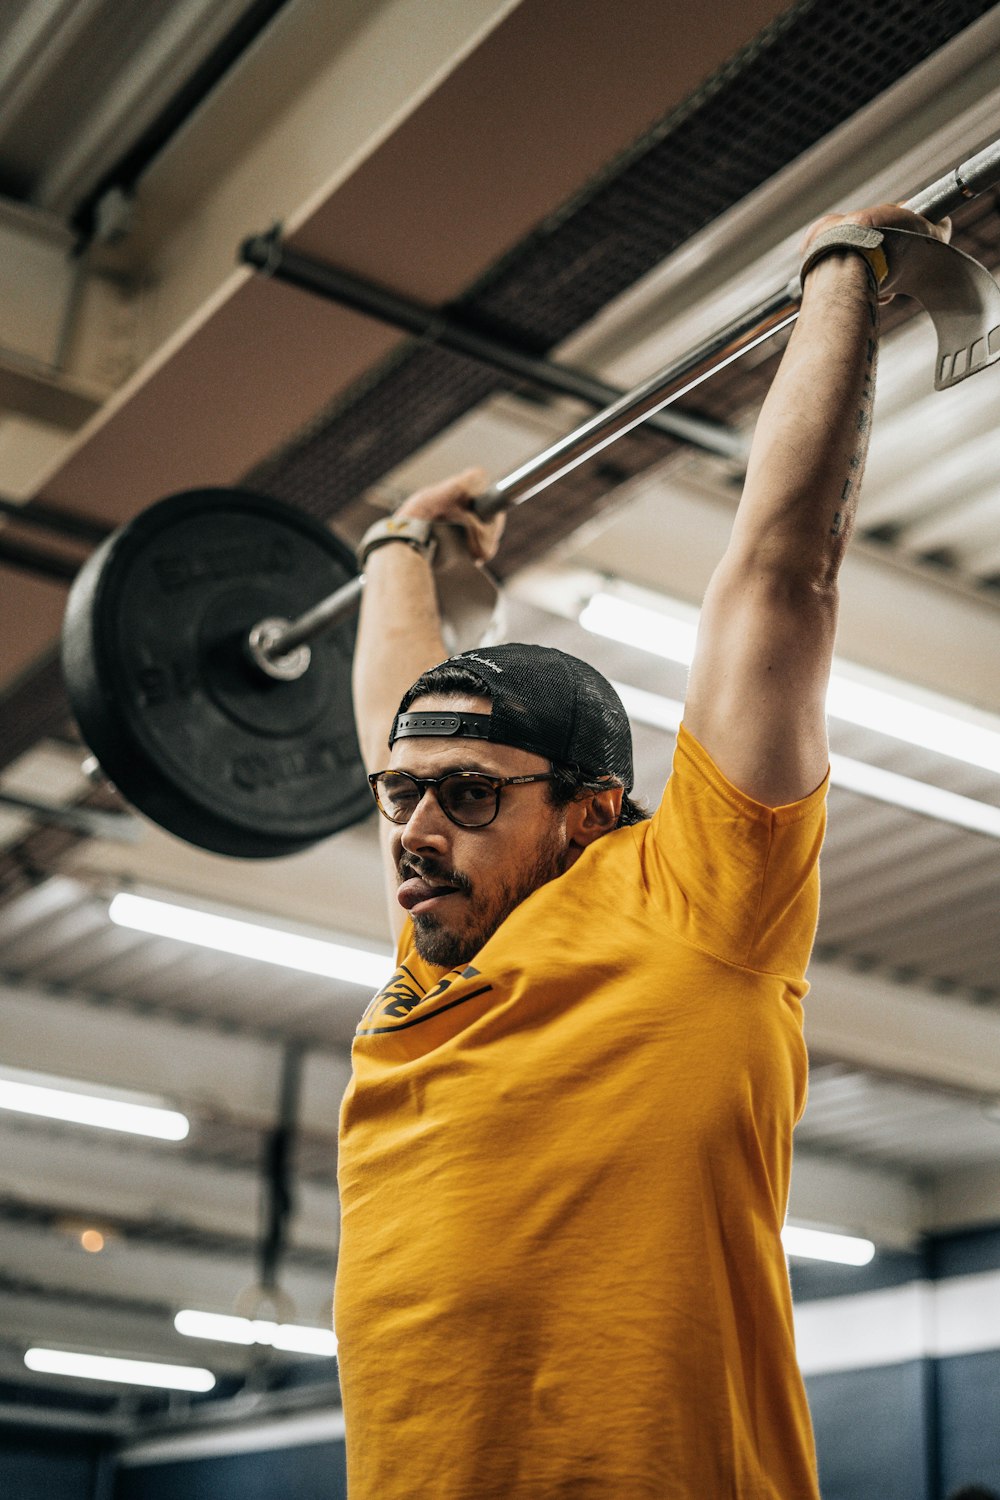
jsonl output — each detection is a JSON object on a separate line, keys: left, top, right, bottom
{"left": 240, "top": 230, "right": 748, "bottom": 463}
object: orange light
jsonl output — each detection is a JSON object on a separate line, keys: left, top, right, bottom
{"left": 80, "top": 1229, "right": 105, "bottom": 1253}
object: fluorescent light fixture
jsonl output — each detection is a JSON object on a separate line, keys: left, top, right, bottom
{"left": 782, "top": 1225, "right": 875, "bottom": 1266}
{"left": 24, "top": 1347, "right": 215, "bottom": 1391}
{"left": 174, "top": 1310, "right": 256, "bottom": 1346}
{"left": 272, "top": 1324, "right": 340, "bottom": 1357}
{"left": 580, "top": 591, "right": 699, "bottom": 663}
{"left": 611, "top": 681, "right": 683, "bottom": 734}
{"left": 612, "top": 682, "right": 1000, "bottom": 838}
{"left": 0, "top": 1065, "right": 188, "bottom": 1141}
{"left": 826, "top": 676, "right": 1000, "bottom": 774}
{"left": 109, "top": 893, "right": 392, "bottom": 989}
{"left": 175, "top": 1309, "right": 337, "bottom": 1358}
{"left": 828, "top": 754, "right": 1000, "bottom": 839}
{"left": 583, "top": 590, "right": 1000, "bottom": 777}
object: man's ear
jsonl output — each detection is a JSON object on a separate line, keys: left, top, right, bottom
{"left": 565, "top": 785, "right": 623, "bottom": 848}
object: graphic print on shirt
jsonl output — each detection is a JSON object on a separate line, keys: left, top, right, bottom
{"left": 357, "top": 962, "right": 492, "bottom": 1035}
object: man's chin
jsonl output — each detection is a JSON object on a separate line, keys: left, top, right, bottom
{"left": 411, "top": 915, "right": 478, "bottom": 971}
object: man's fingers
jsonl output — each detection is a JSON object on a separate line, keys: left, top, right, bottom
{"left": 461, "top": 506, "right": 505, "bottom": 564}
{"left": 800, "top": 204, "right": 952, "bottom": 255}
{"left": 406, "top": 466, "right": 488, "bottom": 511}
{"left": 395, "top": 467, "right": 504, "bottom": 564}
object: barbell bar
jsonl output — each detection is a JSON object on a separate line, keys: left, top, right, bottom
{"left": 257, "top": 134, "right": 1000, "bottom": 669}
{"left": 60, "top": 138, "right": 1000, "bottom": 858}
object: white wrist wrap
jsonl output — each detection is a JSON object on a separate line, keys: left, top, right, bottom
{"left": 357, "top": 515, "right": 436, "bottom": 569}
{"left": 798, "top": 224, "right": 889, "bottom": 291}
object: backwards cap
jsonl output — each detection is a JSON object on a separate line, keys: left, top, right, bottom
{"left": 389, "top": 642, "right": 634, "bottom": 793}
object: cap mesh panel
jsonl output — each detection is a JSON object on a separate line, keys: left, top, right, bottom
{"left": 454, "top": 645, "right": 634, "bottom": 790}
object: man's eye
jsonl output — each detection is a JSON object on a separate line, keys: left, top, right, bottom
{"left": 385, "top": 781, "right": 419, "bottom": 808}
{"left": 449, "top": 779, "right": 494, "bottom": 805}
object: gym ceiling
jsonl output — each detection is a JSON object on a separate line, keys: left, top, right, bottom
{"left": 1, "top": 0, "right": 1000, "bottom": 1436}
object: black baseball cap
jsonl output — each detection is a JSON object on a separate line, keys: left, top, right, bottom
{"left": 389, "top": 643, "right": 634, "bottom": 792}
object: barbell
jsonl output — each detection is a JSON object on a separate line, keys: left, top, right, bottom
{"left": 60, "top": 139, "right": 1000, "bottom": 859}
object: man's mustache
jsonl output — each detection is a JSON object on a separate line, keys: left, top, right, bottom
{"left": 396, "top": 855, "right": 473, "bottom": 896}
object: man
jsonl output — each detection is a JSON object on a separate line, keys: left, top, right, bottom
{"left": 334, "top": 202, "right": 947, "bottom": 1498}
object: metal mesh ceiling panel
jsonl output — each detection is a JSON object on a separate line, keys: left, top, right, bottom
{"left": 245, "top": 0, "right": 997, "bottom": 548}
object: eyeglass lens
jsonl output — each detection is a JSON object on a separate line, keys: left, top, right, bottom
{"left": 376, "top": 773, "right": 498, "bottom": 827}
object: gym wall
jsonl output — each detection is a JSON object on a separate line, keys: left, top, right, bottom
{"left": 795, "top": 1224, "right": 1000, "bottom": 1499}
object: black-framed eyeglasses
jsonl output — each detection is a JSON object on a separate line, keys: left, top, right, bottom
{"left": 368, "top": 769, "right": 555, "bottom": 829}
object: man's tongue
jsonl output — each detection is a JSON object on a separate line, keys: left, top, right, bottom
{"left": 397, "top": 876, "right": 461, "bottom": 912}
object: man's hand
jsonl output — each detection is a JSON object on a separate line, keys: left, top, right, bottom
{"left": 395, "top": 467, "right": 504, "bottom": 565}
{"left": 800, "top": 203, "right": 951, "bottom": 301}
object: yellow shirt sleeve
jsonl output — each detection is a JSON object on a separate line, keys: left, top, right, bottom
{"left": 633, "top": 721, "right": 828, "bottom": 976}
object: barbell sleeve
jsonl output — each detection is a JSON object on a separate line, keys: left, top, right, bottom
{"left": 259, "top": 573, "right": 365, "bottom": 659}
{"left": 905, "top": 135, "right": 1000, "bottom": 220}
{"left": 260, "top": 134, "right": 1000, "bottom": 663}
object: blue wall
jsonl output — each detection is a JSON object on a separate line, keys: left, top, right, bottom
{"left": 794, "top": 1226, "right": 1000, "bottom": 1500}
{"left": 936, "top": 1349, "right": 1000, "bottom": 1497}
{"left": 114, "top": 1438, "right": 347, "bottom": 1500}
{"left": 0, "top": 1433, "right": 107, "bottom": 1500}
{"left": 806, "top": 1361, "right": 932, "bottom": 1500}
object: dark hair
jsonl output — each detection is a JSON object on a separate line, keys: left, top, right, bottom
{"left": 398, "top": 663, "right": 648, "bottom": 829}
{"left": 547, "top": 762, "right": 648, "bottom": 828}
{"left": 946, "top": 1488, "right": 1000, "bottom": 1500}
{"left": 397, "top": 662, "right": 490, "bottom": 712}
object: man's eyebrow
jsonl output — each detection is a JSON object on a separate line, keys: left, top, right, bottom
{"left": 392, "top": 763, "right": 499, "bottom": 778}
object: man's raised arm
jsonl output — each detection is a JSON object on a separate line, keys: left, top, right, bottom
{"left": 351, "top": 469, "right": 503, "bottom": 937}
{"left": 683, "top": 204, "right": 948, "bottom": 808}
{"left": 351, "top": 468, "right": 500, "bottom": 773}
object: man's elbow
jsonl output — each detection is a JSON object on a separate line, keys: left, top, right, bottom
{"left": 713, "top": 548, "right": 843, "bottom": 618}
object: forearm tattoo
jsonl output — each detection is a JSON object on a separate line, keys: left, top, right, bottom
{"left": 832, "top": 273, "right": 880, "bottom": 537}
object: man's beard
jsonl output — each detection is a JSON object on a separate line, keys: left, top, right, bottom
{"left": 403, "top": 824, "right": 567, "bottom": 969}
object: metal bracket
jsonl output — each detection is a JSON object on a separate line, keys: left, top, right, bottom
{"left": 431, "top": 522, "right": 505, "bottom": 654}
{"left": 878, "top": 227, "right": 1000, "bottom": 390}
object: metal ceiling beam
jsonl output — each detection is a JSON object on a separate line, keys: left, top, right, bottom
{"left": 0, "top": 349, "right": 105, "bottom": 428}
{"left": 4, "top": 945, "right": 1000, "bottom": 1120}
{"left": 0, "top": 1123, "right": 338, "bottom": 1254}
{"left": 805, "top": 960, "right": 1000, "bottom": 1099}
{"left": 0, "top": 535, "right": 80, "bottom": 584}
{"left": 0, "top": 978, "right": 352, "bottom": 1137}
{"left": 0, "top": 1219, "right": 334, "bottom": 1331}
{"left": 789, "top": 1149, "right": 924, "bottom": 1251}
{"left": 241, "top": 232, "right": 748, "bottom": 462}
{"left": 928, "top": 1161, "right": 1000, "bottom": 1232}
{"left": 0, "top": 494, "right": 111, "bottom": 545}
{"left": 0, "top": 0, "right": 104, "bottom": 138}
{"left": 49, "top": 0, "right": 298, "bottom": 226}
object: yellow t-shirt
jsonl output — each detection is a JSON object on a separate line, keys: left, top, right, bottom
{"left": 336, "top": 724, "right": 826, "bottom": 1499}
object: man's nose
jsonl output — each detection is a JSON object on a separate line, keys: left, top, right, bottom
{"left": 399, "top": 787, "right": 451, "bottom": 853}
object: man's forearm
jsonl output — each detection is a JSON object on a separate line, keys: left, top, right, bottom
{"left": 729, "top": 252, "right": 879, "bottom": 587}
{"left": 352, "top": 544, "right": 446, "bottom": 771}
{"left": 683, "top": 249, "right": 883, "bottom": 805}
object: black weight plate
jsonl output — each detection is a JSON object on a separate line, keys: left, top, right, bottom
{"left": 61, "top": 488, "right": 372, "bottom": 858}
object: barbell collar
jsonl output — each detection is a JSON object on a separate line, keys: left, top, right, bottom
{"left": 247, "top": 617, "right": 313, "bottom": 681}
